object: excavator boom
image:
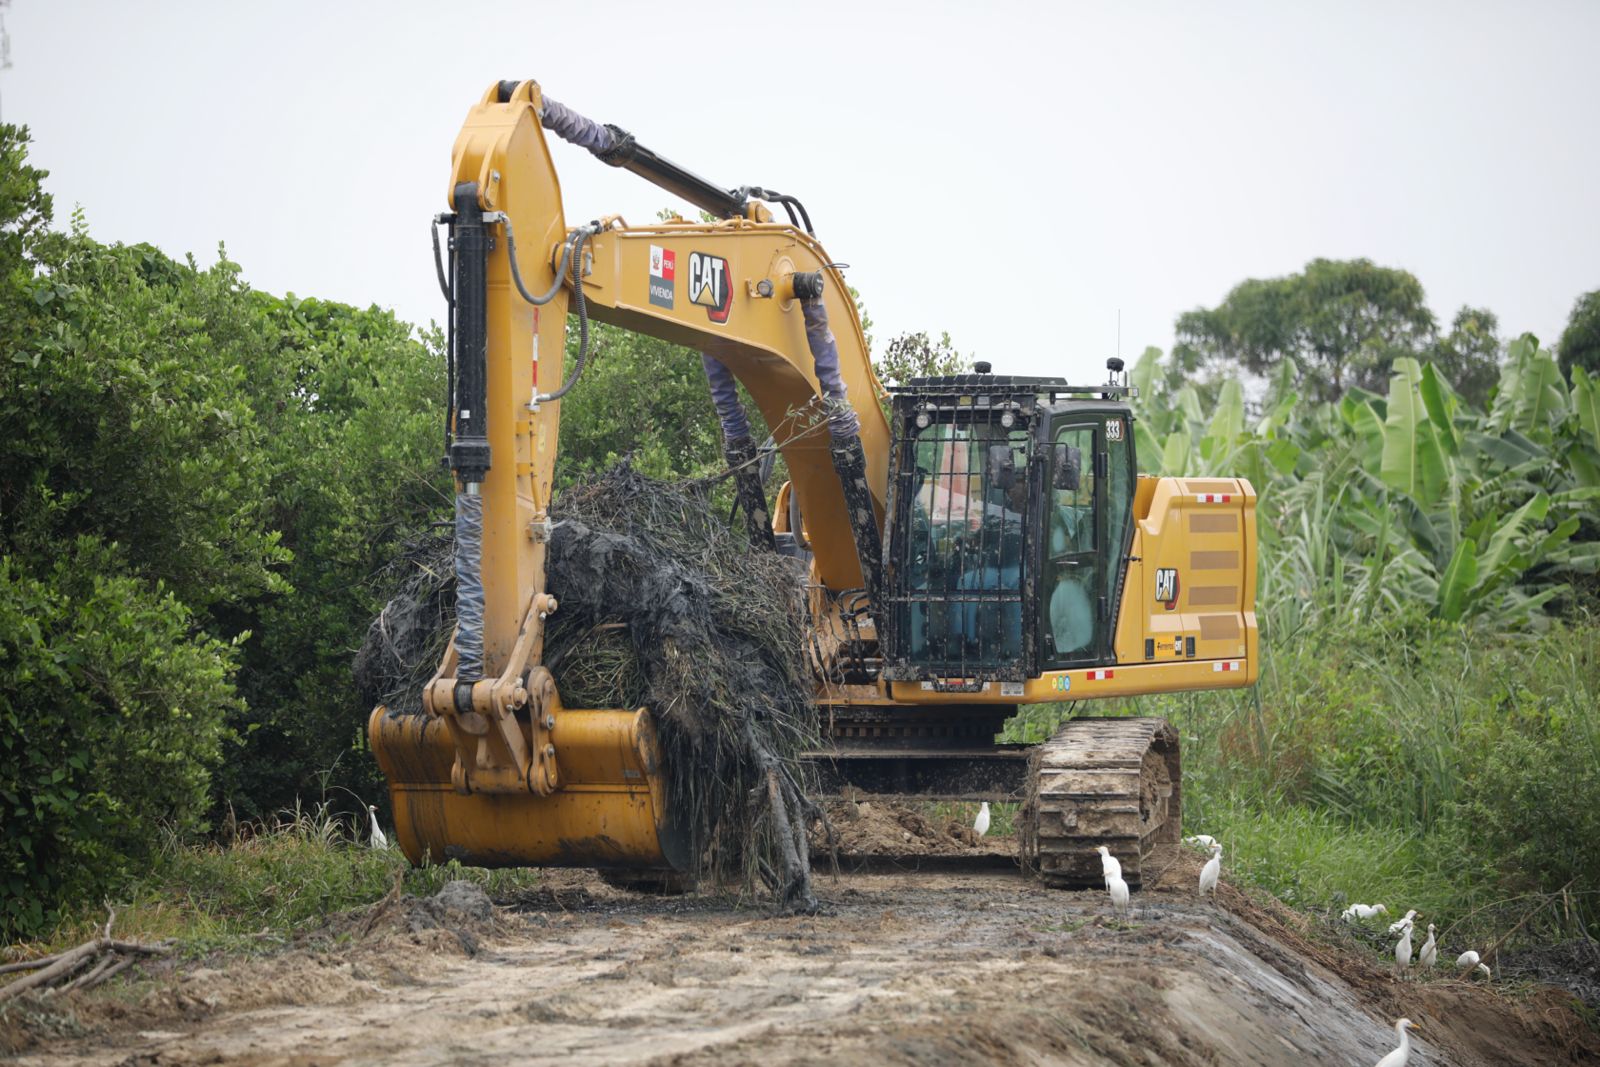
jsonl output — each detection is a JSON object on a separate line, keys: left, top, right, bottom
{"left": 369, "top": 80, "right": 1258, "bottom": 885}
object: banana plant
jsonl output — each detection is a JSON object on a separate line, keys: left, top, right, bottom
{"left": 1129, "top": 334, "right": 1596, "bottom": 632}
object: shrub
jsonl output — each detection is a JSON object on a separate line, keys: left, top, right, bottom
{"left": 0, "top": 541, "right": 238, "bottom": 939}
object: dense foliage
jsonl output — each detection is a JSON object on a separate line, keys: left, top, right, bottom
{"left": 1130, "top": 336, "right": 1600, "bottom": 631}
{"left": 0, "top": 127, "right": 445, "bottom": 937}
{"left": 1098, "top": 613, "right": 1600, "bottom": 944}
{"left": 1109, "top": 340, "right": 1599, "bottom": 938}
{"left": 1559, "top": 289, "right": 1600, "bottom": 380}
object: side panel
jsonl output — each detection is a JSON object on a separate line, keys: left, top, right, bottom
{"left": 1114, "top": 476, "right": 1257, "bottom": 679}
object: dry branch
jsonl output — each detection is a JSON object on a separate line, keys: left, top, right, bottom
{"left": 0, "top": 908, "right": 171, "bottom": 1002}
{"left": 0, "top": 953, "right": 67, "bottom": 977}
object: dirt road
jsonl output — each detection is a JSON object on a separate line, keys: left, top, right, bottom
{"left": 6, "top": 849, "right": 1596, "bottom": 1066}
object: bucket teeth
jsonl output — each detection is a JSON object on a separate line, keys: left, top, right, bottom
{"left": 1021, "top": 716, "right": 1181, "bottom": 889}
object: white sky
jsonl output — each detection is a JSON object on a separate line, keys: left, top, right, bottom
{"left": 5, "top": 1, "right": 1597, "bottom": 383}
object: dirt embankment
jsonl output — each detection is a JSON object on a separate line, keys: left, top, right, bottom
{"left": 5, "top": 847, "right": 1597, "bottom": 1067}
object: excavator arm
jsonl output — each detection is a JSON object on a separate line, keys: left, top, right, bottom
{"left": 371, "top": 79, "right": 1259, "bottom": 885}
{"left": 371, "top": 79, "right": 900, "bottom": 870}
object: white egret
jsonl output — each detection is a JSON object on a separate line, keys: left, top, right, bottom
{"left": 1184, "top": 834, "right": 1217, "bottom": 849}
{"left": 1093, "top": 845, "right": 1122, "bottom": 889}
{"left": 1418, "top": 924, "right": 1437, "bottom": 969}
{"left": 1374, "top": 1017, "right": 1420, "bottom": 1067}
{"left": 1198, "top": 843, "right": 1222, "bottom": 897}
{"left": 973, "top": 802, "right": 991, "bottom": 838}
{"left": 1455, "top": 950, "right": 1491, "bottom": 978}
{"left": 1107, "top": 871, "right": 1130, "bottom": 916}
{"left": 1387, "top": 910, "right": 1418, "bottom": 935}
{"left": 367, "top": 804, "right": 389, "bottom": 851}
{"left": 1394, "top": 923, "right": 1413, "bottom": 969}
{"left": 1342, "top": 903, "right": 1389, "bottom": 922}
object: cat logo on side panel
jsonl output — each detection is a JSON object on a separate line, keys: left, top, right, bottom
{"left": 1154, "top": 567, "right": 1179, "bottom": 609}
{"left": 688, "top": 252, "right": 732, "bottom": 323}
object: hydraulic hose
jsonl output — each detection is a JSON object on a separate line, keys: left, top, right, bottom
{"left": 482, "top": 213, "right": 599, "bottom": 405}
{"left": 491, "top": 212, "right": 572, "bottom": 307}
{"left": 430, "top": 216, "right": 454, "bottom": 305}
{"left": 535, "top": 225, "right": 597, "bottom": 403}
{"left": 431, "top": 215, "right": 456, "bottom": 458}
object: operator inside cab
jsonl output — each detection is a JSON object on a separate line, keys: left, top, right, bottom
{"left": 904, "top": 423, "right": 1026, "bottom": 665}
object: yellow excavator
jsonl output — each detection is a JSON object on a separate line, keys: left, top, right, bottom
{"left": 369, "top": 80, "right": 1258, "bottom": 889}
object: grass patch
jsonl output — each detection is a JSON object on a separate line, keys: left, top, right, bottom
{"left": 1002, "top": 615, "right": 1600, "bottom": 948}
{"left": 7, "top": 803, "right": 539, "bottom": 960}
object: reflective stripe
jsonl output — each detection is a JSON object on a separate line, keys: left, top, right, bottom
{"left": 1197, "top": 493, "right": 1232, "bottom": 503}
{"left": 1086, "top": 669, "right": 1115, "bottom": 680}
{"left": 1212, "top": 660, "right": 1241, "bottom": 672}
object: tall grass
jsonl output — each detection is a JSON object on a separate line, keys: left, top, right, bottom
{"left": 11, "top": 803, "right": 539, "bottom": 957}
{"left": 1005, "top": 614, "right": 1600, "bottom": 946}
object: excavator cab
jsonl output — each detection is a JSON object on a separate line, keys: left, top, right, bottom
{"left": 881, "top": 367, "right": 1137, "bottom": 683}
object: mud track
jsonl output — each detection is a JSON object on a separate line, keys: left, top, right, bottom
{"left": 6, "top": 848, "right": 1596, "bottom": 1066}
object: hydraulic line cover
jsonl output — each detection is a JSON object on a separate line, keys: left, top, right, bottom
{"left": 700, "top": 353, "right": 753, "bottom": 442}
{"left": 802, "top": 298, "right": 862, "bottom": 441}
{"left": 453, "top": 491, "right": 486, "bottom": 681}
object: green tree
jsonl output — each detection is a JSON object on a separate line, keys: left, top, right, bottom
{"left": 1558, "top": 289, "right": 1600, "bottom": 380}
{"left": 0, "top": 125, "right": 454, "bottom": 928}
{"left": 1174, "top": 258, "right": 1436, "bottom": 403}
{"left": 1427, "top": 306, "right": 1502, "bottom": 408}
{"left": 872, "top": 330, "right": 969, "bottom": 387}
{"left": 0, "top": 126, "right": 273, "bottom": 935}
{"left": 554, "top": 323, "right": 727, "bottom": 486}
{"left": 220, "top": 297, "right": 447, "bottom": 819}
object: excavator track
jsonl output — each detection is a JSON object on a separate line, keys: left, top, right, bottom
{"left": 1021, "top": 716, "right": 1181, "bottom": 889}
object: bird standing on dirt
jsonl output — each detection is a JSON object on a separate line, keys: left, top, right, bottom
{"left": 1387, "top": 909, "right": 1418, "bottom": 935}
{"left": 1342, "top": 903, "right": 1389, "bottom": 923}
{"left": 1106, "top": 870, "right": 1130, "bottom": 917}
{"left": 1374, "top": 1017, "right": 1420, "bottom": 1067}
{"left": 1198, "top": 843, "right": 1222, "bottom": 897}
{"left": 974, "top": 802, "right": 991, "bottom": 838}
{"left": 367, "top": 804, "right": 390, "bottom": 851}
{"left": 1394, "top": 923, "right": 1413, "bottom": 970}
{"left": 1456, "top": 950, "right": 1491, "bottom": 978}
{"left": 1094, "top": 845, "right": 1122, "bottom": 889}
{"left": 1184, "top": 834, "right": 1217, "bottom": 849}
{"left": 1418, "top": 924, "right": 1437, "bottom": 968}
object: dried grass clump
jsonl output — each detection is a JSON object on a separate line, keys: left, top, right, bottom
{"left": 355, "top": 464, "right": 824, "bottom": 912}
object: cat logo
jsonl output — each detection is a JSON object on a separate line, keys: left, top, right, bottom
{"left": 1154, "top": 567, "right": 1180, "bottom": 610}
{"left": 688, "top": 252, "right": 732, "bottom": 323}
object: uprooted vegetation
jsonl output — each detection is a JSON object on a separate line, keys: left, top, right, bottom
{"left": 356, "top": 464, "right": 827, "bottom": 911}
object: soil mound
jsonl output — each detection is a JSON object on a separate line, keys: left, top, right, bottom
{"left": 819, "top": 796, "right": 999, "bottom": 857}
{"left": 324, "top": 879, "right": 498, "bottom": 957}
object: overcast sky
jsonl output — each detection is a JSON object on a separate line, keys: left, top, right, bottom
{"left": 5, "top": 1, "right": 1597, "bottom": 383}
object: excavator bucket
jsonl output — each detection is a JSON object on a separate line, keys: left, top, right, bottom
{"left": 368, "top": 705, "right": 691, "bottom": 871}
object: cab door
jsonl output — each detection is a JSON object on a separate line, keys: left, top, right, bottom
{"left": 1041, "top": 418, "right": 1109, "bottom": 667}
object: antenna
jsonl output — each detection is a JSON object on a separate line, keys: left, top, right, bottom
{"left": 1116, "top": 308, "right": 1122, "bottom": 362}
